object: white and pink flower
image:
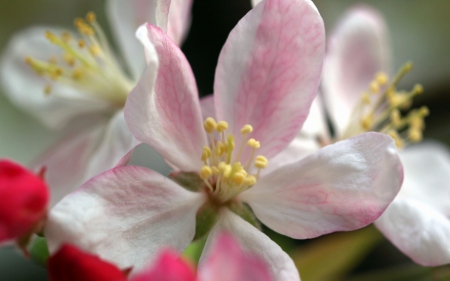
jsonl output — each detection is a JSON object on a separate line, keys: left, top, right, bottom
{"left": 0, "top": 0, "right": 193, "bottom": 207}
{"left": 276, "top": 5, "right": 450, "bottom": 266}
{"left": 45, "top": 0, "right": 403, "bottom": 280}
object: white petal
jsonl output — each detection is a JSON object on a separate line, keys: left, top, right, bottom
{"left": 106, "top": 0, "right": 171, "bottom": 79}
{"left": 0, "top": 26, "right": 110, "bottom": 130}
{"left": 322, "top": 6, "right": 390, "bottom": 135}
{"left": 261, "top": 137, "right": 320, "bottom": 177}
{"left": 167, "top": 0, "right": 194, "bottom": 45}
{"left": 32, "top": 111, "right": 139, "bottom": 207}
{"left": 375, "top": 198, "right": 450, "bottom": 266}
{"left": 199, "top": 95, "right": 216, "bottom": 120}
{"left": 200, "top": 209, "right": 300, "bottom": 281}
{"left": 241, "top": 132, "right": 403, "bottom": 239}
{"left": 46, "top": 166, "right": 205, "bottom": 270}
{"left": 399, "top": 141, "right": 450, "bottom": 215}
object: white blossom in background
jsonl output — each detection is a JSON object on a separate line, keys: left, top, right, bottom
{"left": 273, "top": 5, "right": 450, "bottom": 266}
{"left": 45, "top": 1, "right": 404, "bottom": 280}
{"left": 0, "top": 0, "right": 193, "bottom": 207}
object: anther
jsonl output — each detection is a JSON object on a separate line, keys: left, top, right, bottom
{"left": 390, "top": 110, "right": 402, "bottom": 127}
{"left": 254, "top": 156, "right": 268, "bottom": 169}
{"left": 370, "top": 81, "right": 379, "bottom": 93}
{"left": 72, "top": 69, "right": 83, "bottom": 80}
{"left": 78, "top": 40, "right": 85, "bottom": 48}
{"left": 362, "top": 93, "right": 371, "bottom": 104}
{"left": 240, "top": 124, "right": 253, "bottom": 134}
{"left": 243, "top": 175, "right": 256, "bottom": 186}
{"left": 45, "top": 31, "right": 59, "bottom": 44}
{"left": 200, "top": 166, "right": 212, "bottom": 180}
{"left": 216, "top": 121, "right": 228, "bottom": 133}
{"left": 201, "top": 146, "right": 212, "bottom": 162}
{"left": 61, "top": 31, "right": 71, "bottom": 42}
{"left": 408, "top": 128, "right": 422, "bottom": 142}
{"left": 375, "top": 72, "right": 389, "bottom": 85}
{"left": 204, "top": 117, "right": 217, "bottom": 133}
{"left": 86, "top": 12, "right": 96, "bottom": 23}
{"left": 231, "top": 172, "right": 245, "bottom": 186}
{"left": 413, "top": 84, "right": 423, "bottom": 95}
{"left": 89, "top": 45, "right": 101, "bottom": 56}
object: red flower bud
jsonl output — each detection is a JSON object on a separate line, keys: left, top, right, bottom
{"left": 0, "top": 159, "right": 49, "bottom": 243}
{"left": 48, "top": 244, "right": 127, "bottom": 281}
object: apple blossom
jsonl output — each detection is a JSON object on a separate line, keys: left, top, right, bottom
{"left": 0, "top": 159, "right": 49, "bottom": 245}
{"left": 0, "top": 0, "right": 194, "bottom": 207}
{"left": 45, "top": 0, "right": 403, "bottom": 280}
{"left": 271, "top": 5, "right": 450, "bottom": 266}
{"left": 48, "top": 232, "right": 273, "bottom": 281}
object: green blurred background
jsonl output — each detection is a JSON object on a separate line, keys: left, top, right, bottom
{"left": 0, "top": 0, "right": 449, "bottom": 280}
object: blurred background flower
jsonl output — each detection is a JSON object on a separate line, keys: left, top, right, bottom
{"left": 1, "top": 0, "right": 449, "bottom": 280}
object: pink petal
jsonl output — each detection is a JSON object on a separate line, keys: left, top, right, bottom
{"left": 214, "top": 0, "right": 325, "bottom": 162}
{"left": 45, "top": 166, "right": 204, "bottom": 270}
{"left": 131, "top": 249, "right": 196, "bottom": 281}
{"left": 241, "top": 132, "right": 403, "bottom": 239}
{"left": 398, "top": 142, "right": 450, "bottom": 215}
{"left": 199, "top": 230, "right": 274, "bottom": 281}
{"left": 125, "top": 24, "right": 206, "bottom": 172}
{"left": 200, "top": 210, "right": 299, "bottom": 281}
{"left": 32, "top": 111, "right": 139, "bottom": 207}
{"left": 0, "top": 26, "right": 110, "bottom": 130}
{"left": 107, "top": 0, "right": 171, "bottom": 79}
{"left": 199, "top": 95, "right": 216, "bottom": 120}
{"left": 375, "top": 198, "right": 450, "bottom": 266}
{"left": 322, "top": 5, "right": 390, "bottom": 135}
{"left": 167, "top": 0, "right": 194, "bottom": 45}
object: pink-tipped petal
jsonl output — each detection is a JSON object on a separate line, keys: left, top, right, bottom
{"left": 199, "top": 230, "right": 274, "bottom": 281}
{"left": 199, "top": 95, "right": 217, "bottom": 120}
{"left": 131, "top": 249, "right": 196, "bottom": 281}
{"left": 241, "top": 132, "right": 403, "bottom": 239}
{"left": 107, "top": 0, "right": 171, "bottom": 79}
{"left": 214, "top": 0, "right": 325, "bottom": 162}
{"left": 167, "top": 0, "right": 194, "bottom": 46}
{"left": 45, "top": 166, "right": 204, "bottom": 270}
{"left": 322, "top": 6, "right": 390, "bottom": 135}
{"left": 200, "top": 210, "right": 298, "bottom": 281}
{"left": 0, "top": 27, "right": 110, "bottom": 130}
{"left": 375, "top": 198, "right": 450, "bottom": 266}
{"left": 125, "top": 24, "right": 206, "bottom": 172}
{"left": 32, "top": 111, "right": 139, "bottom": 207}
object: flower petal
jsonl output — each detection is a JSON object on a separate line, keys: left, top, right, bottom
{"left": 106, "top": 0, "right": 171, "bottom": 79}
{"left": 198, "top": 230, "right": 274, "bottom": 281}
{"left": 199, "top": 95, "right": 216, "bottom": 120}
{"left": 48, "top": 244, "right": 127, "bottom": 281}
{"left": 375, "top": 198, "right": 450, "bottom": 266}
{"left": 200, "top": 210, "right": 299, "bottom": 281}
{"left": 0, "top": 26, "right": 110, "bottom": 130}
{"left": 167, "top": 0, "right": 194, "bottom": 45}
{"left": 241, "top": 132, "right": 403, "bottom": 239}
{"left": 261, "top": 137, "right": 319, "bottom": 177}
{"left": 45, "top": 166, "right": 204, "bottom": 270}
{"left": 131, "top": 249, "right": 196, "bottom": 281}
{"left": 214, "top": 0, "right": 325, "bottom": 161}
{"left": 251, "top": 0, "right": 264, "bottom": 7}
{"left": 32, "top": 111, "right": 139, "bottom": 207}
{"left": 125, "top": 24, "right": 206, "bottom": 172}
{"left": 399, "top": 142, "right": 450, "bottom": 215}
{"left": 322, "top": 6, "right": 390, "bottom": 135}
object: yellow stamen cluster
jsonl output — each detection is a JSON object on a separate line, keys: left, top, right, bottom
{"left": 342, "top": 63, "right": 428, "bottom": 148}
{"left": 199, "top": 117, "right": 268, "bottom": 202}
{"left": 24, "top": 12, "right": 132, "bottom": 106}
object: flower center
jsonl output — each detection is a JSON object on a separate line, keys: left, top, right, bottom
{"left": 340, "top": 62, "right": 428, "bottom": 148}
{"left": 199, "top": 117, "right": 268, "bottom": 203}
{"left": 25, "top": 12, "right": 133, "bottom": 107}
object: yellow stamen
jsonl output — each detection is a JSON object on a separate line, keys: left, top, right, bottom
{"left": 86, "top": 11, "right": 96, "bottom": 23}
{"left": 204, "top": 117, "right": 217, "bottom": 134}
{"left": 200, "top": 166, "right": 212, "bottom": 180}
{"left": 216, "top": 121, "right": 228, "bottom": 133}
